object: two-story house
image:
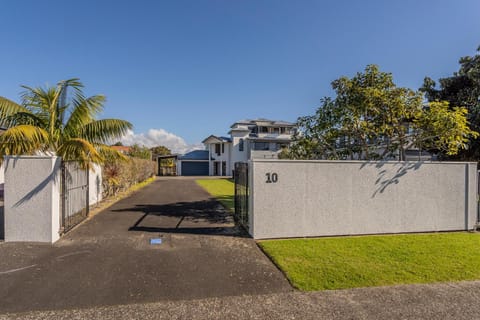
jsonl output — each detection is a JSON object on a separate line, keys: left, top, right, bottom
{"left": 200, "top": 119, "right": 296, "bottom": 176}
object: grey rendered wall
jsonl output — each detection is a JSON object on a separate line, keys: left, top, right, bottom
{"left": 4, "top": 156, "right": 61, "bottom": 243}
{"left": 89, "top": 163, "right": 102, "bottom": 205}
{"left": 250, "top": 160, "right": 477, "bottom": 239}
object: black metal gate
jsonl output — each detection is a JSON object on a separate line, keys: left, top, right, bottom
{"left": 60, "top": 161, "right": 89, "bottom": 234}
{"left": 234, "top": 162, "right": 249, "bottom": 229}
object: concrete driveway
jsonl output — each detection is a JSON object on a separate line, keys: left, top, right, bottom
{"left": 0, "top": 177, "right": 291, "bottom": 314}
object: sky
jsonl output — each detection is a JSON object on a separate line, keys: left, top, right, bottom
{"left": 1, "top": 0, "right": 480, "bottom": 153}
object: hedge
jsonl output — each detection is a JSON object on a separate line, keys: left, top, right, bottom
{"left": 102, "top": 157, "right": 156, "bottom": 197}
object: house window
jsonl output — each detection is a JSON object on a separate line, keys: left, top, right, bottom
{"left": 215, "top": 143, "right": 221, "bottom": 155}
{"left": 222, "top": 143, "right": 225, "bottom": 153}
{"left": 239, "top": 139, "right": 244, "bottom": 151}
{"left": 273, "top": 127, "right": 280, "bottom": 134}
{"left": 280, "top": 127, "right": 285, "bottom": 134}
{"left": 260, "top": 126, "right": 268, "bottom": 133}
{"left": 254, "top": 142, "right": 269, "bottom": 150}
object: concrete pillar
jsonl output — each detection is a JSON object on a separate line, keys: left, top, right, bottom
{"left": 4, "top": 156, "right": 61, "bottom": 243}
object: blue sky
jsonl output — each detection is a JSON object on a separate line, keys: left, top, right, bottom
{"left": 1, "top": 0, "right": 479, "bottom": 152}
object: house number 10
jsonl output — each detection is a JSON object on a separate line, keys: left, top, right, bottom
{"left": 265, "top": 172, "right": 278, "bottom": 183}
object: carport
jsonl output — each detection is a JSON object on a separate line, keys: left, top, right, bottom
{"left": 155, "top": 154, "right": 178, "bottom": 176}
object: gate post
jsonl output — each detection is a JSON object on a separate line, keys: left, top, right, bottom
{"left": 4, "top": 156, "right": 62, "bottom": 243}
{"left": 234, "top": 162, "right": 249, "bottom": 231}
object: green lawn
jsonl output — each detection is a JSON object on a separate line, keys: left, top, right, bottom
{"left": 259, "top": 232, "right": 480, "bottom": 291}
{"left": 196, "top": 178, "right": 234, "bottom": 212}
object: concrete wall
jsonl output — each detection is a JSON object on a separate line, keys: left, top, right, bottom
{"left": 0, "top": 163, "right": 4, "bottom": 197}
{"left": 4, "top": 156, "right": 61, "bottom": 243}
{"left": 89, "top": 163, "right": 102, "bottom": 205}
{"left": 249, "top": 160, "right": 478, "bottom": 239}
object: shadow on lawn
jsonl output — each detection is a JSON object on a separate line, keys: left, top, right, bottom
{"left": 214, "top": 195, "right": 234, "bottom": 212}
{"left": 113, "top": 199, "right": 246, "bottom": 237}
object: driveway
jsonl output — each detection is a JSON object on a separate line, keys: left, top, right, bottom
{"left": 0, "top": 177, "right": 291, "bottom": 314}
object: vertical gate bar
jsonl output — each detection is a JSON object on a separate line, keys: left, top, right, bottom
{"left": 245, "top": 163, "right": 249, "bottom": 228}
{"left": 477, "top": 170, "right": 480, "bottom": 226}
{"left": 234, "top": 163, "right": 238, "bottom": 222}
{"left": 61, "top": 162, "right": 65, "bottom": 233}
{"left": 86, "top": 166, "right": 90, "bottom": 217}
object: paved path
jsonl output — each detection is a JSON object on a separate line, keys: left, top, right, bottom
{"left": 0, "top": 177, "right": 291, "bottom": 314}
{"left": 3, "top": 281, "right": 480, "bottom": 319}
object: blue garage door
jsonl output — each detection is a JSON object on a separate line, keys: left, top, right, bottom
{"left": 181, "top": 161, "right": 209, "bottom": 176}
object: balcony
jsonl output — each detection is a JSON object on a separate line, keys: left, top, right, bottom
{"left": 250, "top": 150, "right": 281, "bottom": 159}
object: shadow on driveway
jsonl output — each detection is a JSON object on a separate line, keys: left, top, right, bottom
{"left": 113, "top": 199, "right": 246, "bottom": 237}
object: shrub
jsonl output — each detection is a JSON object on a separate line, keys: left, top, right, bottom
{"left": 102, "top": 157, "right": 155, "bottom": 197}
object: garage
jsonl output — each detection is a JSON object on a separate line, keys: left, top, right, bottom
{"left": 181, "top": 161, "right": 209, "bottom": 176}
{"left": 177, "top": 150, "right": 209, "bottom": 176}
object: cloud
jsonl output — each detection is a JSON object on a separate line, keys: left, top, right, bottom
{"left": 120, "top": 129, "right": 204, "bottom": 154}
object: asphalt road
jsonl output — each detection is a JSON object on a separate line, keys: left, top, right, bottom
{"left": 3, "top": 281, "right": 480, "bottom": 320}
{"left": 0, "top": 177, "right": 291, "bottom": 314}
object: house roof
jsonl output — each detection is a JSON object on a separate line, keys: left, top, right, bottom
{"left": 230, "top": 118, "right": 295, "bottom": 128}
{"left": 201, "top": 135, "right": 232, "bottom": 144}
{"left": 178, "top": 150, "right": 209, "bottom": 160}
{"left": 110, "top": 145, "right": 132, "bottom": 153}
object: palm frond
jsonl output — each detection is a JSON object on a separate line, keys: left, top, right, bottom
{"left": 0, "top": 125, "right": 49, "bottom": 156}
{"left": 3, "top": 112, "right": 45, "bottom": 127}
{"left": 57, "top": 78, "right": 86, "bottom": 126}
{"left": 64, "top": 95, "right": 107, "bottom": 137}
{"left": 80, "top": 119, "right": 133, "bottom": 144}
{"left": 0, "top": 96, "right": 29, "bottom": 126}
{"left": 5, "top": 78, "right": 130, "bottom": 169}
{"left": 57, "top": 138, "right": 103, "bottom": 169}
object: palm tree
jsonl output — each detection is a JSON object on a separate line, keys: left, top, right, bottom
{"left": 0, "top": 78, "right": 132, "bottom": 168}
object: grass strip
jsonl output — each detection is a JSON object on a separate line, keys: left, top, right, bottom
{"left": 259, "top": 232, "right": 480, "bottom": 290}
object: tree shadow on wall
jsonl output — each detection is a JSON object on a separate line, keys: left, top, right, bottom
{"left": 360, "top": 161, "right": 424, "bottom": 198}
{"left": 112, "top": 199, "right": 247, "bottom": 237}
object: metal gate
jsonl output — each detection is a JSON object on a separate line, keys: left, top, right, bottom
{"left": 234, "top": 162, "right": 249, "bottom": 229}
{"left": 60, "top": 161, "right": 89, "bottom": 234}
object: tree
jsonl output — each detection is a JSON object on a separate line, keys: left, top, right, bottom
{"left": 150, "top": 145, "right": 174, "bottom": 166}
{"left": 150, "top": 145, "right": 171, "bottom": 156}
{"left": 413, "top": 101, "right": 476, "bottom": 156}
{"left": 0, "top": 78, "right": 132, "bottom": 168}
{"left": 127, "top": 144, "right": 152, "bottom": 160}
{"left": 288, "top": 65, "right": 477, "bottom": 160}
{"left": 421, "top": 46, "right": 480, "bottom": 159}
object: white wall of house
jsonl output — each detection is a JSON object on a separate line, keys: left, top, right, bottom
{"left": 202, "top": 120, "right": 296, "bottom": 175}
{"left": 231, "top": 130, "right": 249, "bottom": 168}
{"left": 208, "top": 142, "right": 232, "bottom": 176}
{"left": 248, "top": 160, "right": 478, "bottom": 239}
